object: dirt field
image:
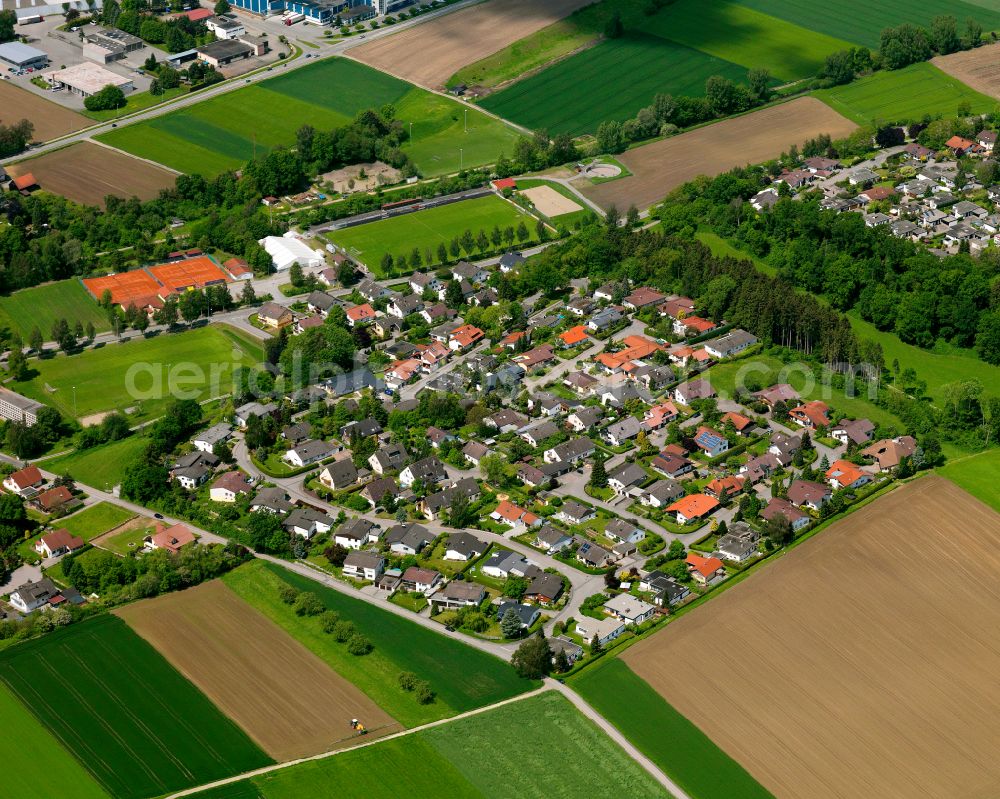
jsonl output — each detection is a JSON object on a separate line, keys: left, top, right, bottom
{"left": 934, "top": 42, "right": 1000, "bottom": 100}
{"left": 116, "top": 580, "right": 401, "bottom": 761}
{"left": 521, "top": 185, "right": 582, "bottom": 216}
{"left": 7, "top": 142, "right": 177, "bottom": 208}
{"left": 623, "top": 476, "right": 1000, "bottom": 799}
{"left": 0, "top": 82, "right": 89, "bottom": 142}
{"left": 580, "top": 97, "right": 857, "bottom": 210}
{"left": 349, "top": 0, "right": 594, "bottom": 89}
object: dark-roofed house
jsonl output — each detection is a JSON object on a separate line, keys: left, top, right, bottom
{"left": 10, "top": 578, "right": 60, "bottom": 613}
{"left": 368, "top": 442, "right": 408, "bottom": 475}
{"left": 319, "top": 459, "right": 359, "bottom": 491}
{"left": 434, "top": 580, "right": 486, "bottom": 610}
{"left": 608, "top": 462, "right": 647, "bottom": 497}
{"left": 787, "top": 479, "right": 831, "bottom": 510}
{"left": 496, "top": 601, "right": 540, "bottom": 629}
{"left": 524, "top": 570, "right": 564, "bottom": 605}
{"left": 832, "top": 418, "right": 876, "bottom": 446}
{"left": 401, "top": 566, "right": 442, "bottom": 594}
{"left": 674, "top": 379, "right": 715, "bottom": 405}
{"left": 761, "top": 497, "right": 810, "bottom": 531}
{"left": 533, "top": 525, "right": 573, "bottom": 554}
{"left": 556, "top": 500, "right": 596, "bottom": 526}
{"left": 384, "top": 523, "right": 432, "bottom": 555}
{"left": 360, "top": 477, "right": 400, "bottom": 509}
{"left": 342, "top": 550, "right": 385, "bottom": 582}
{"left": 284, "top": 508, "right": 335, "bottom": 539}
{"left": 576, "top": 539, "right": 613, "bottom": 568}
{"left": 285, "top": 439, "right": 338, "bottom": 468}
{"left": 250, "top": 487, "right": 293, "bottom": 515}
{"left": 399, "top": 456, "right": 448, "bottom": 488}
{"left": 543, "top": 437, "right": 595, "bottom": 465}
{"left": 444, "top": 532, "right": 486, "bottom": 561}
{"left": 604, "top": 518, "right": 645, "bottom": 545}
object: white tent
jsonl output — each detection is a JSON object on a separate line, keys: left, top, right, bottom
{"left": 259, "top": 235, "right": 324, "bottom": 271}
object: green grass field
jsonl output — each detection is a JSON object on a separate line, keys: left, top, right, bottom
{"left": 938, "top": 448, "right": 1000, "bottom": 512}
{"left": 223, "top": 561, "right": 533, "bottom": 727}
{"left": 45, "top": 436, "right": 149, "bottom": 491}
{"left": 98, "top": 58, "right": 520, "bottom": 179}
{"left": 12, "top": 325, "right": 262, "bottom": 420}
{"left": 195, "top": 692, "right": 667, "bottom": 799}
{"left": 480, "top": 34, "right": 751, "bottom": 136}
{"left": 57, "top": 502, "right": 137, "bottom": 541}
{"left": 0, "top": 681, "right": 111, "bottom": 799}
{"left": 84, "top": 86, "right": 187, "bottom": 122}
{"left": 327, "top": 195, "right": 535, "bottom": 273}
{"left": 0, "top": 615, "right": 271, "bottom": 799}
{"left": 0, "top": 280, "right": 110, "bottom": 342}
{"left": 813, "top": 61, "right": 997, "bottom": 124}
{"left": 571, "top": 658, "right": 773, "bottom": 799}
{"left": 737, "top": 0, "right": 1000, "bottom": 49}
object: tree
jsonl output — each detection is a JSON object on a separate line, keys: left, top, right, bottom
{"left": 503, "top": 576, "right": 529, "bottom": 601}
{"left": 511, "top": 632, "right": 552, "bottom": 679}
{"left": 347, "top": 633, "right": 373, "bottom": 655}
{"left": 604, "top": 9, "right": 623, "bottom": 38}
{"left": 553, "top": 648, "right": 569, "bottom": 673}
{"left": 240, "top": 280, "right": 257, "bottom": 306}
{"left": 214, "top": 0, "right": 231, "bottom": 12}
{"left": 293, "top": 591, "right": 323, "bottom": 616}
{"left": 595, "top": 120, "right": 626, "bottom": 154}
{"left": 414, "top": 680, "right": 435, "bottom": 704}
{"left": 976, "top": 311, "right": 1000, "bottom": 365}
{"left": 930, "top": 14, "right": 960, "bottom": 55}
{"left": 84, "top": 84, "right": 126, "bottom": 112}
{"left": 589, "top": 634, "right": 603, "bottom": 654}
{"left": 6, "top": 347, "right": 27, "bottom": 381}
{"left": 589, "top": 457, "right": 608, "bottom": 489}
{"left": 747, "top": 67, "right": 771, "bottom": 101}
{"left": 398, "top": 671, "right": 418, "bottom": 691}
{"left": 52, "top": 318, "right": 75, "bottom": 353}
{"left": 480, "top": 453, "right": 508, "bottom": 486}
{"left": 445, "top": 279, "right": 464, "bottom": 309}
{"left": 965, "top": 17, "right": 983, "bottom": 48}
{"left": 500, "top": 608, "right": 523, "bottom": 639}
{"left": 0, "top": 118, "right": 34, "bottom": 158}
{"left": 0, "top": 10, "right": 16, "bottom": 43}
{"left": 516, "top": 221, "right": 530, "bottom": 243}
{"left": 29, "top": 326, "right": 43, "bottom": 352}
{"left": 120, "top": 460, "right": 169, "bottom": 502}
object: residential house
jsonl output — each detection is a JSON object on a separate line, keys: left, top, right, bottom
{"left": 318, "top": 459, "right": 359, "bottom": 491}
{"left": 715, "top": 522, "right": 760, "bottom": 562}
{"left": 420, "top": 302, "right": 455, "bottom": 326}
{"left": 399, "top": 456, "right": 447, "bottom": 488}
{"left": 284, "top": 439, "right": 338, "bottom": 468}
{"left": 825, "top": 459, "right": 872, "bottom": 490}
{"left": 644, "top": 401, "right": 679, "bottom": 430}
{"left": 524, "top": 569, "right": 565, "bottom": 604}
{"left": 368, "top": 442, "right": 408, "bottom": 475}
{"left": 34, "top": 486, "right": 79, "bottom": 515}
{"left": 192, "top": 423, "right": 232, "bottom": 453}
{"left": 145, "top": 523, "right": 196, "bottom": 553}
{"left": 384, "top": 523, "right": 433, "bottom": 555}
{"left": 588, "top": 307, "right": 622, "bottom": 332}
{"left": 356, "top": 278, "right": 390, "bottom": 302}
{"left": 385, "top": 358, "right": 422, "bottom": 389}
{"left": 667, "top": 493, "right": 719, "bottom": 525}
{"left": 306, "top": 291, "right": 338, "bottom": 317}
{"left": 346, "top": 303, "right": 377, "bottom": 327}
{"left": 703, "top": 329, "right": 757, "bottom": 359}
{"left": 563, "top": 371, "right": 599, "bottom": 395}
{"left": 210, "top": 471, "right": 252, "bottom": 503}
{"left": 435, "top": 580, "right": 487, "bottom": 610}
{"left": 603, "top": 594, "right": 656, "bottom": 625}
{"left": 512, "top": 344, "right": 556, "bottom": 370}
{"left": 575, "top": 616, "right": 625, "bottom": 647}
{"left": 3, "top": 465, "right": 43, "bottom": 497}
{"left": 533, "top": 525, "right": 573, "bottom": 554}
{"left": 599, "top": 383, "right": 652, "bottom": 409}
{"left": 444, "top": 532, "right": 486, "bottom": 561}
{"left": 673, "top": 315, "right": 716, "bottom": 338}
{"left": 751, "top": 187, "right": 780, "bottom": 211}
{"left": 281, "top": 422, "right": 313, "bottom": 444}
{"left": 171, "top": 451, "right": 216, "bottom": 490}
{"left": 284, "top": 508, "right": 335, "bottom": 539}
{"left": 721, "top": 411, "right": 754, "bottom": 436}
{"left": 604, "top": 518, "right": 645, "bottom": 545}
{"left": 334, "top": 517, "right": 380, "bottom": 550}
{"left": 658, "top": 296, "right": 696, "bottom": 319}
{"left": 495, "top": 601, "right": 540, "bottom": 630}
{"left": 409, "top": 272, "right": 441, "bottom": 294}
{"left": 387, "top": 294, "right": 424, "bottom": 319}
{"left": 521, "top": 421, "right": 560, "bottom": 449}
{"left": 498, "top": 251, "right": 524, "bottom": 272}
{"left": 576, "top": 539, "right": 613, "bottom": 569}
{"left": 567, "top": 296, "right": 595, "bottom": 316}
{"left": 452, "top": 261, "right": 488, "bottom": 284}
{"left": 704, "top": 475, "right": 745, "bottom": 500}
{"left": 462, "top": 440, "right": 490, "bottom": 467}
{"left": 650, "top": 451, "right": 694, "bottom": 479}
{"left": 768, "top": 432, "right": 802, "bottom": 465}
{"left": 234, "top": 401, "right": 279, "bottom": 428}
{"left": 401, "top": 566, "right": 441, "bottom": 594}
{"left": 419, "top": 477, "right": 480, "bottom": 520}
{"left": 567, "top": 406, "right": 604, "bottom": 432}
{"left": 608, "top": 462, "right": 647, "bottom": 497}
{"left": 449, "top": 324, "right": 485, "bottom": 351}
{"left": 674, "top": 379, "right": 715, "bottom": 405}
{"left": 639, "top": 479, "right": 685, "bottom": 508}
{"left": 426, "top": 426, "right": 458, "bottom": 449}
{"left": 559, "top": 325, "right": 590, "bottom": 348}
{"left": 482, "top": 550, "right": 532, "bottom": 579}
{"left": 34, "top": 529, "right": 84, "bottom": 559}
{"left": 761, "top": 497, "right": 810, "bottom": 531}
{"left": 250, "top": 487, "right": 293, "bottom": 515}
{"left": 360, "top": 477, "right": 399, "bottom": 508}
{"left": 604, "top": 416, "right": 644, "bottom": 447}
{"left": 787, "top": 479, "right": 831, "bottom": 510}
{"left": 788, "top": 400, "right": 831, "bottom": 429}
{"left": 556, "top": 500, "right": 596, "bottom": 526}
{"left": 862, "top": 435, "right": 917, "bottom": 471}
{"left": 257, "top": 302, "right": 292, "bottom": 328}
{"left": 685, "top": 553, "right": 726, "bottom": 585}
{"left": 753, "top": 383, "right": 800, "bottom": 409}
{"left": 9, "top": 578, "right": 61, "bottom": 613}
{"left": 543, "top": 437, "right": 595, "bottom": 465}
{"left": 549, "top": 637, "right": 584, "bottom": 665}
{"left": 694, "top": 425, "right": 729, "bottom": 458}
{"left": 623, "top": 286, "right": 666, "bottom": 310}
{"left": 490, "top": 499, "right": 541, "bottom": 529}
{"left": 343, "top": 550, "right": 385, "bottom": 581}
{"left": 832, "top": 418, "right": 876, "bottom": 446}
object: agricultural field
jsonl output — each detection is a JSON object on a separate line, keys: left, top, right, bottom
{"left": 193, "top": 692, "right": 668, "bottom": 799}
{"left": 583, "top": 97, "right": 856, "bottom": 210}
{"left": 480, "top": 34, "right": 750, "bottom": 136}
{"left": 6, "top": 142, "right": 178, "bottom": 207}
{"left": 11, "top": 325, "right": 263, "bottom": 420}
{"left": 938, "top": 448, "right": 1000, "bottom": 513}
{"left": 933, "top": 40, "right": 1000, "bottom": 100}
{"left": 45, "top": 436, "right": 149, "bottom": 492}
{"left": 348, "top": 0, "right": 595, "bottom": 90}
{"left": 58, "top": 502, "right": 137, "bottom": 541}
{"left": 0, "top": 279, "right": 110, "bottom": 342}
{"left": 223, "top": 561, "right": 532, "bottom": 727}
{"left": 0, "top": 681, "right": 110, "bottom": 799}
{"left": 0, "top": 615, "right": 271, "bottom": 799}
{"left": 571, "top": 659, "right": 771, "bottom": 799}
{"left": 327, "top": 195, "right": 536, "bottom": 273}
{"left": 97, "top": 58, "right": 519, "bottom": 179}
{"left": 117, "top": 580, "right": 401, "bottom": 761}
{"left": 621, "top": 477, "right": 1000, "bottom": 799}
{"left": 0, "top": 81, "right": 90, "bottom": 141}
{"left": 813, "top": 61, "right": 996, "bottom": 124}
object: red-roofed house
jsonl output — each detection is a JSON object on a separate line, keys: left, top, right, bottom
{"left": 644, "top": 401, "right": 679, "bottom": 429}
{"left": 559, "top": 325, "right": 589, "bottom": 347}
{"left": 34, "top": 485, "right": 78, "bottom": 514}
{"left": 722, "top": 411, "right": 754, "bottom": 435}
{"left": 667, "top": 493, "right": 719, "bottom": 525}
{"left": 449, "top": 324, "right": 485, "bottom": 351}
{"left": 623, "top": 287, "right": 666, "bottom": 310}
{"left": 825, "top": 459, "right": 872, "bottom": 491}
{"left": 789, "top": 400, "right": 831, "bottom": 429}
{"left": 945, "top": 135, "right": 976, "bottom": 155}
{"left": 11, "top": 173, "right": 38, "bottom": 193}
{"left": 385, "top": 358, "right": 422, "bottom": 388}
{"left": 184, "top": 7, "right": 213, "bottom": 21}
{"left": 223, "top": 257, "right": 253, "bottom": 280}
{"left": 704, "top": 475, "right": 745, "bottom": 500}
{"left": 672, "top": 315, "right": 716, "bottom": 337}
{"left": 858, "top": 185, "right": 896, "bottom": 204}
{"left": 4, "top": 465, "right": 43, "bottom": 497}
{"left": 490, "top": 499, "right": 541, "bottom": 529}
{"left": 346, "top": 303, "right": 376, "bottom": 327}
{"left": 34, "top": 528, "right": 85, "bottom": 559}
{"left": 210, "top": 471, "right": 253, "bottom": 503}
{"left": 685, "top": 553, "right": 725, "bottom": 585}
{"left": 145, "top": 523, "right": 196, "bottom": 553}
{"left": 492, "top": 177, "right": 517, "bottom": 192}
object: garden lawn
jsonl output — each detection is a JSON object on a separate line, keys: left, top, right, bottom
{"left": 571, "top": 658, "right": 772, "bottom": 799}
{"left": 0, "top": 681, "right": 110, "bottom": 799}
{"left": 45, "top": 436, "right": 150, "bottom": 491}
{"left": 98, "top": 58, "right": 519, "bottom": 179}
{"left": 0, "top": 615, "right": 271, "bottom": 799}
{"left": 846, "top": 310, "right": 1000, "bottom": 402}
{"left": 198, "top": 692, "right": 667, "bottom": 799}
{"left": 481, "top": 33, "right": 751, "bottom": 136}
{"left": 812, "top": 62, "right": 996, "bottom": 124}
{"left": 57, "top": 502, "right": 137, "bottom": 541}
{"left": 12, "top": 326, "right": 262, "bottom": 420}
{"left": 327, "top": 194, "right": 535, "bottom": 273}
{"left": 939, "top": 448, "right": 1000, "bottom": 514}
{"left": 99, "top": 523, "right": 156, "bottom": 556}
{"left": 737, "top": 0, "right": 1000, "bottom": 50}
{"left": 0, "top": 280, "right": 109, "bottom": 341}
{"left": 222, "top": 560, "right": 533, "bottom": 727}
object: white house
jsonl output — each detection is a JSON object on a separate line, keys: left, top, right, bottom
{"left": 9, "top": 578, "right": 59, "bottom": 613}
{"left": 192, "top": 423, "right": 232, "bottom": 453}
{"left": 575, "top": 616, "right": 625, "bottom": 647}
{"left": 603, "top": 594, "right": 656, "bottom": 625}
{"left": 342, "top": 550, "right": 385, "bottom": 582}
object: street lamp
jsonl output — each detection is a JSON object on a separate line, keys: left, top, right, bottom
{"left": 460, "top": 148, "right": 463, "bottom": 171}
{"left": 72, "top": 385, "right": 77, "bottom": 417}
{"left": 464, "top": 108, "right": 467, "bottom": 134}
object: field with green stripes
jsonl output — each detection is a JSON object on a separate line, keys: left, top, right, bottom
{"left": 0, "top": 615, "right": 271, "bottom": 799}
{"left": 0, "top": 279, "right": 110, "bottom": 342}
{"left": 98, "top": 58, "right": 519, "bottom": 178}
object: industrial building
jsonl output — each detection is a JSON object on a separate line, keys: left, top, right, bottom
{"left": 196, "top": 39, "right": 254, "bottom": 68}
{"left": 44, "top": 62, "right": 133, "bottom": 97}
{"left": 204, "top": 15, "right": 246, "bottom": 39}
{"left": 0, "top": 41, "right": 49, "bottom": 70}
{"left": 83, "top": 28, "right": 144, "bottom": 64}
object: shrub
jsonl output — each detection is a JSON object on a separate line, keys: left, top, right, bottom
{"left": 293, "top": 591, "right": 323, "bottom": 616}
{"left": 278, "top": 584, "right": 299, "bottom": 604}
{"left": 347, "top": 633, "right": 373, "bottom": 655}
{"left": 398, "top": 671, "right": 418, "bottom": 691}
{"left": 333, "top": 619, "right": 355, "bottom": 642}
{"left": 415, "top": 680, "right": 435, "bottom": 704}
{"left": 319, "top": 610, "right": 340, "bottom": 633}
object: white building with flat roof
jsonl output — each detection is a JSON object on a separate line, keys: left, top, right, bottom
{"left": 0, "top": 388, "right": 44, "bottom": 426}
{"left": 0, "top": 42, "right": 49, "bottom": 70}
{"left": 44, "top": 62, "right": 133, "bottom": 97}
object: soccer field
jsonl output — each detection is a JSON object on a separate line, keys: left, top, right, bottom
{"left": 12, "top": 325, "right": 263, "bottom": 420}
{"left": 0, "top": 615, "right": 271, "bottom": 799}
{"left": 0, "top": 280, "right": 110, "bottom": 341}
{"left": 97, "top": 58, "right": 519, "bottom": 179}
{"left": 813, "top": 61, "right": 997, "bottom": 124}
{"left": 327, "top": 195, "right": 536, "bottom": 273}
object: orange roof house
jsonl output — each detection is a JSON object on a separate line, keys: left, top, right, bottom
{"left": 825, "top": 459, "right": 871, "bottom": 491}
{"left": 595, "top": 335, "right": 663, "bottom": 372}
{"left": 346, "top": 303, "right": 376, "bottom": 325}
{"left": 667, "top": 493, "right": 719, "bottom": 524}
{"left": 685, "top": 553, "right": 725, "bottom": 584}
{"left": 644, "top": 401, "right": 679, "bottom": 429}
{"left": 12, "top": 173, "right": 38, "bottom": 192}
{"left": 449, "top": 324, "right": 485, "bottom": 350}
{"left": 560, "top": 325, "right": 589, "bottom": 347}
{"left": 945, "top": 135, "right": 975, "bottom": 153}
{"left": 490, "top": 499, "right": 540, "bottom": 527}
{"left": 705, "top": 475, "right": 745, "bottom": 499}
{"left": 145, "top": 523, "right": 195, "bottom": 554}
{"left": 789, "top": 400, "right": 831, "bottom": 429}
{"left": 722, "top": 411, "right": 754, "bottom": 434}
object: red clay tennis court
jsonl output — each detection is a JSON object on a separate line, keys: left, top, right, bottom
{"left": 82, "top": 256, "right": 231, "bottom": 306}
{"left": 148, "top": 257, "right": 230, "bottom": 293}
{"left": 83, "top": 270, "right": 162, "bottom": 306}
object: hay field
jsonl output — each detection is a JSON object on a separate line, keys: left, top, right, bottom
{"left": 117, "top": 580, "right": 400, "bottom": 760}
{"left": 0, "top": 82, "right": 89, "bottom": 141}
{"left": 934, "top": 41, "right": 1000, "bottom": 101}
{"left": 348, "top": 0, "right": 594, "bottom": 90}
{"left": 623, "top": 476, "right": 1000, "bottom": 799}
{"left": 583, "top": 97, "right": 856, "bottom": 210}
{"left": 7, "top": 142, "right": 177, "bottom": 207}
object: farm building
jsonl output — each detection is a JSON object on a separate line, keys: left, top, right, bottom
{"left": 196, "top": 40, "right": 254, "bottom": 68}
{"left": 0, "top": 41, "right": 48, "bottom": 70}
{"left": 44, "top": 62, "right": 133, "bottom": 97}
{"left": 260, "top": 235, "right": 325, "bottom": 271}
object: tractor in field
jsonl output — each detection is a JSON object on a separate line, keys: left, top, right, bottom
{"left": 350, "top": 718, "right": 368, "bottom": 736}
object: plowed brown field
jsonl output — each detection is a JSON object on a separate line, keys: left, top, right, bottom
{"left": 581, "top": 97, "right": 857, "bottom": 210}
{"left": 624, "top": 476, "right": 1000, "bottom": 799}
{"left": 349, "top": 0, "right": 594, "bottom": 90}
{"left": 0, "top": 82, "right": 89, "bottom": 141}
{"left": 7, "top": 142, "right": 176, "bottom": 207}
{"left": 934, "top": 42, "right": 1000, "bottom": 100}
{"left": 116, "top": 580, "right": 400, "bottom": 761}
